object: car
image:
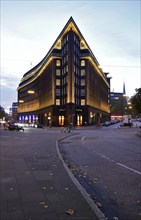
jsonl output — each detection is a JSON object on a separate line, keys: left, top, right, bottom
{"left": 103, "top": 121, "right": 111, "bottom": 126}
{"left": 4, "top": 122, "right": 24, "bottom": 131}
{"left": 34, "top": 123, "right": 43, "bottom": 128}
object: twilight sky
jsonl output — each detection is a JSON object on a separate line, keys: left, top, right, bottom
{"left": 1, "top": 0, "right": 140, "bottom": 111}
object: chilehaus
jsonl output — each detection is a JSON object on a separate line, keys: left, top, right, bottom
{"left": 17, "top": 17, "right": 111, "bottom": 127}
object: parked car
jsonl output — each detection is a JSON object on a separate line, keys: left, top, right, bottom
{"left": 4, "top": 122, "right": 24, "bottom": 131}
{"left": 34, "top": 123, "right": 43, "bottom": 128}
{"left": 103, "top": 121, "right": 111, "bottom": 126}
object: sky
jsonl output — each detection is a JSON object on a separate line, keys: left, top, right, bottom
{"left": 1, "top": 0, "right": 141, "bottom": 112}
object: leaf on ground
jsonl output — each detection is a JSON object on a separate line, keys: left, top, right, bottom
{"left": 42, "top": 186, "right": 46, "bottom": 190}
{"left": 43, "top": 205, "right": 48, "bottom": 208}
{"left": 113, "top": 217, "right": 119, "bottom": 220}
{"left": 9, "top": 188, "right": 13, "bottom": 191}
{"left": 65, "top": 187, "right": 69, "bottom": 190}
{"left": 39, "top": 201, "right": 45, "bottom": 205}
{"left": 96, "top": 202, "right": 102, "bottom": 208}
{"left": 93, "top": 178, "right": 98, "bottom": 182}
{"left": 66, "top": 208, "right": 74, "bottom": 215}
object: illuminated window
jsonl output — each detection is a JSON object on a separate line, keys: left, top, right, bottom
{"left": 81, "top": 69, "right": 85, "bottom": 76}
{"left": 56, "top": 99, "right": 60, "bottom": 105}
{"left": 81, "top": 99, "right": 85, "bottom": 105}
{"left": 81, "top": 60, "right": 85, "bottom": 66}
{"left": 56, "top": 79, "right": 60, "bottom": 86}
{"left": 59, "top": 115, "right": 64, "bottom": 125}
{"left": 56, "top": 60, "right": 61, "bottom": 66}
{"left": 81, "top": 79, "right": 85, "bottom": 86}
{"left": 56, "top": 69, "right": 61, "bottom": 76}
{"left": 77, "top": 115, "right": 82, "bottom": 125}
{"left": 115, "top": 97, "right": 119, "bottom": 100}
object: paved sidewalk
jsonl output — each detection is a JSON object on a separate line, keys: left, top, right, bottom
{"left": 0, "top": 128, "right": 104, "bottom": 220}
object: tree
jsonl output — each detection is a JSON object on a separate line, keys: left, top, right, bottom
{"left": 131, "top": 88, "right": 141, "bottom": 116}
{"left": 0, "top": 106, "right": 6, "bottom": 119}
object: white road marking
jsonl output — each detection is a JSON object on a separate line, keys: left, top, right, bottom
{"left": 116, "top": 163, "right": 141, "bottom": 175}
{"left": 81, "top": 136, "right": 141, "bottom": 175}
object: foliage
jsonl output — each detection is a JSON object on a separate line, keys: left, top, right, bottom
{"left": 131, "top": 88, "right": 141, "bottom": 116}
{"left": 0, "top": 106, "right": 6, "bottom": 119}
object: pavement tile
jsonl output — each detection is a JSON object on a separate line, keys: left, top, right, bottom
{"left": 21, "top": 191, "right": 45, "bottom": 202}
{"left": 0, "top": 129, "right": 99, "bottom": 220}
{"left": 0, "top": 210, "right": 25, "bottom": 220}
{"left": 7, "top": 198, "right": 22, "bottom": 212}
{"left": 32, "top": 170, "right": 53, "bottom": 181}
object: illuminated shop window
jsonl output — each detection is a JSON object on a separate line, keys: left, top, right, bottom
{"left": 56, "top": 79, "right": 60, "bottom": 86}
{"left": 56, "top": 60, "right": 61, "bottom": 66}
{"left": 56, "top": 69, "right": 61, "bottom": 76}
{"left": 59, "top": 115, "right": 64, "bottom": 126}
{"left": 81, "top": 99, "right": 85, "bottom": 105}
{"left": 77, "top": 115, "right": 82, "bottom": 126}
{"left": 56, "top": 99, "right": 60, "bottom": 105}
{"left": 81, "top": 60, "right": 85, "bottom": 66}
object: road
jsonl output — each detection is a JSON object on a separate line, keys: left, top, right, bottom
{"left": 59, "top": 124, "right": 141, "bottom": 220}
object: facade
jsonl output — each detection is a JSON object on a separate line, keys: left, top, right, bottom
{"left": 17, "top": 17, "right": 110, "bottom": 126}
{"left": 110, "top": 84, "right": 127, "bottom": 118}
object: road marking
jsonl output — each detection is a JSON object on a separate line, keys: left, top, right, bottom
{"left": 81, "top": 136, "right": 141, "bottom": 175}
{"left": 116, "top": 163, "right": 141, "bottom": 175}
{"left": 82, "top": 136, "right": 86, "bottom": 141}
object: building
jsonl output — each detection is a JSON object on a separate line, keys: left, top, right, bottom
{"left": 110, "top": 83, "right": 127, "bottom": 119}
{"left": 17, "top": 17, "right": 111, "bottom": 126}
{"left": 12, "top": 102, "right": 18, "bottom": 120}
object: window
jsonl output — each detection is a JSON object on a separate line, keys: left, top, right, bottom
{"left": 56, "top": 69, "right": 61, "bottom": 76}
{"left": 59, "top": 115, "right": 64, "bottom": 126}
{"left": 56, "top": 89, "right": 60, "bottom": 96}
{"left": 81, "top": 99, "right": 85, "bottom": 105}
{"left": 81, "top": 79, "right": 85, "bottom": 86}
{"left": 81, "top": 89, "right": 85, "bottom": 96}
{"left": 56, "top": 99, "right": 60, "bottom": 105}
{"left": 81, "top": 69, "right": 85, "bottom": 76}
{"left": 56, "top": 79, "right": 60, "bottom": 86}
{"left": 81, "top": 60, "right": 85, "bottom": 66}
{"left": 56, "top": 60, "right": 61, "bottom": 66}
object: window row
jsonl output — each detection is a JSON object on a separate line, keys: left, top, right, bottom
{"left": 56, "top": 98, "right": 85, "bottom": 106}
{"left": 56, "top": 59, "right": 85, "bottom": 68}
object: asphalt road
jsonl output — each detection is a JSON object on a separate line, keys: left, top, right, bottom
{"left": 59, "top": 124, "right": 141, "bottom": 220}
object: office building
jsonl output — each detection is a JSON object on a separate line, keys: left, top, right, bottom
{"left": 17, "top": 17, "right": 110, "bottom": 126}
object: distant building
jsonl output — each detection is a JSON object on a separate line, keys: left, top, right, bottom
{"left": 12, "top": 102, "right": 18, "bottom": 120}
{"left": 110, "top": 83, "right": 127, "bottom": 118}
{"left": 17, "top": 17, "right": 111, "bottom": 126}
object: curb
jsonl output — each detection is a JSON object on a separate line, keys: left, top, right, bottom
{"left": 56, "top": 135, "right": 106, "bottom": 220}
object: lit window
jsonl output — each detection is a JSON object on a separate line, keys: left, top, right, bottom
{"left": 59, "top": 115, "right": 64, "bottom": 125}
{"left": 81, "top": 99, "right": 85, "bottom": 105}
{"left": 56, "top": 79, "right": 60, "bottom": 86}
{"left": 56, "top": 99, "right": 60, "bottom": 105}
{"left": 56, "top": 60, "right": 61, "bottom": 66}
{"left": 56, "top": 69, "right": 61, "bottom": 76}
{"left": 81, "top": 60, "right": 85, "bottom": 66}
{"left": 115, "top": 97, "right": 119, "bottom": 100}
{"left": 81, "top": 69, "right": 85, "bottom": 76}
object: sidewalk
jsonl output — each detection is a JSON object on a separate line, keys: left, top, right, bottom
{"left": 0, "top": 129, "right": 104, "bottom": 220}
